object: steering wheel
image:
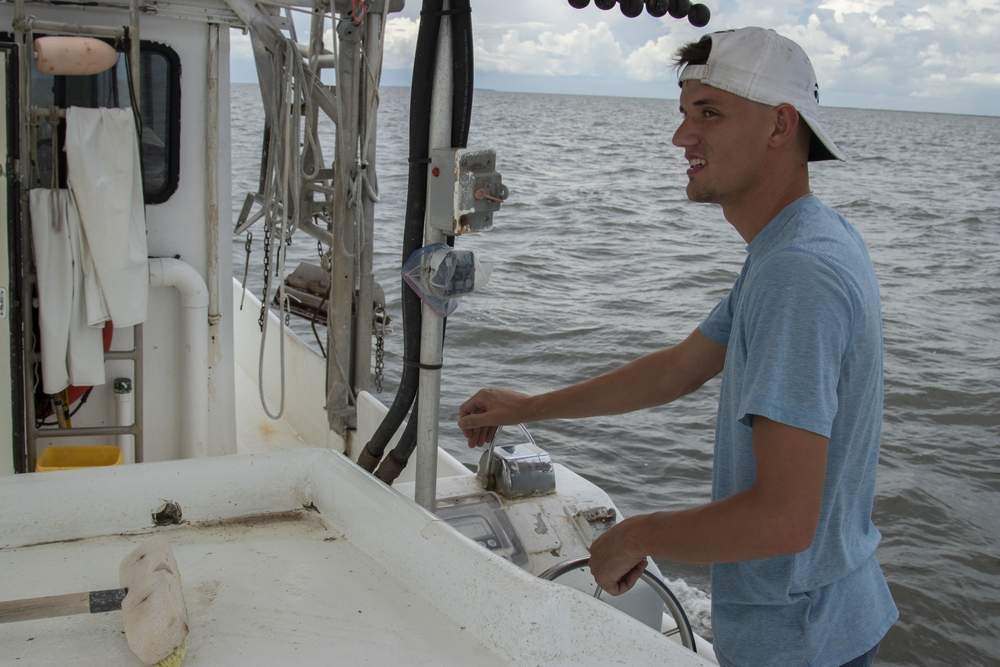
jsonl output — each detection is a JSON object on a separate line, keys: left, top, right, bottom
{"left": 539, "top": 556, "right": 697, "bottom": 652}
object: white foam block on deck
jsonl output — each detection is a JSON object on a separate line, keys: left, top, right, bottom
{"left": 0, "top": 512, "right": 505, "bottom": 666}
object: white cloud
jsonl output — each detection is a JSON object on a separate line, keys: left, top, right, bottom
{"left": 475, "top": 22, "right": 627, "bottom": 77}
{"left": 231, "top": 29, "right": 254, "bottom": 61}
{"left": 625, "top": 33, "right": 688, "bottom": 82}
{"left": 961, "top": 72, "right": 1000, "bottom": 87}
{"left": 919, "top": 43, "right": 946, "bottom": 68}
{"left": 818, "top": 0, "right": 895, "bottom": 22}
{"left": 900, "top": 11, "right": 934, "bottom": 31}
{"left": 382, "top": 17, "right": 420, "bottom": 70}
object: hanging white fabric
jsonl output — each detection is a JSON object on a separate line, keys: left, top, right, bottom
{"left": 29, "top": 189, "right": 106, "bottom": 394}
{"left": 65, "top": 107, "right": 149, "bottom": 327}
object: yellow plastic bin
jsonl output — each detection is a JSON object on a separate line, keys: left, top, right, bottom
{"left": 36, "top": 445, "right": 123, "bottom": 472}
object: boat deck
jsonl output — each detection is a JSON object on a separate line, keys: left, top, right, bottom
{"left": 0, "top": 510, "right": 505, "bottom": 666}
{"left": 0, "top": 449, "right": 713, "bottom": 666}
{"left": 234, "top": 362, "right": 311, "bottom": 451}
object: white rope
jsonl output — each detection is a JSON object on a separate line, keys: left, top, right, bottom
{"left": 248, "top": 1, "right": 383, "bottom": 420}
{"left": 257, "top": 40, "right": 297, "bottom": 420}
{"left": 299, "top": 31, "right": 323, "bottom": 181}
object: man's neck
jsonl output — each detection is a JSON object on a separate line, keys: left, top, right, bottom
{"left": 721, "top": 169, "right": 811, "bottom": 244}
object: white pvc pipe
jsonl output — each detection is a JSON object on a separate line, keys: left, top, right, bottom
{"left": 114, "top": 379, "right": 135, "bottom": 464}
{"left": 148, "top": 258, "right": 209, "bottom": 459}
{"left": 206, "top": 24, "right": 221, "bottom": 328}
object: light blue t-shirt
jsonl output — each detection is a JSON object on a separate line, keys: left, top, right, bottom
{"left": 699, "top": 195, "right": 898, "bottom": 667}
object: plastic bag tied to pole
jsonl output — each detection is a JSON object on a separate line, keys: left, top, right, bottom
{"left": 402, "top": 243, "right": 492, "bottom": 316}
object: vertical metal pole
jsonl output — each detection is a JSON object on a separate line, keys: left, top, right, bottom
{"left": 133, "top": 324, "right": 143, "bottom": 462}
{"left": 14, "top": 1, "right": 36, "bottom": 472}
{"left": 326, "top": 17, "right": 362, "bottom": 436}
{"left": 206, "top": 24, "right": 221, "bottom": 328}
{"left": 414, "top": 5, "right": 453, "bottom": 512}
{"left": 204, "top": 24, "right": 221, "bottom": 456}
{"left": 129, "top": 0, "right": 144, "bottom": 463}
{"left": 129, "top": 0, "right": 141, "bottom": 115}
{"left": 352, "top": 10, "right": 384, "bottom": 398}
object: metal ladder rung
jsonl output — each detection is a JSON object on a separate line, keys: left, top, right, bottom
{"left": 30, "top": 348, "right": 139, "bottom": 363}
{"left": 103, "top": 349, "right": 139, "bottom": 361}
{"left": 34, "top": 425, "right": 137, "bottom": 439}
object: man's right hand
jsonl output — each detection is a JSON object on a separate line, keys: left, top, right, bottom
{"left": 458, "top": 388, "right": 536, "bottom": 448}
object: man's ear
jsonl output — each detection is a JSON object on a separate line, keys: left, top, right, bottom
{"left": 770, "top": 104, "right": 801, "bottom": 149}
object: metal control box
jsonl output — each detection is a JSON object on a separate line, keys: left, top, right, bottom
{"left": 428, "top": 148, "right": 508, "bottom": 235}
{"left": 478, "top": 425, "right": 556, "bottom": 500}
{"left": 486, "top": 442, "right": 556, "bottom": 499}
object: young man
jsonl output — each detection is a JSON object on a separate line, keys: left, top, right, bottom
{"left": 458, "top": 27, "right": 897, "bottom": 667}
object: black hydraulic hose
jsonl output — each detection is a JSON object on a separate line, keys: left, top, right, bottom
{"left": 357, "top": 0, "right": 443, "bottom": 472}
{"left": 374, "top": 396, "right": 419, "bottom": 483}
{"left": 375, "top": 0, "right": 474, "bottom": 485}
{"left": 450, "top": 0, "right": 474, "bottom": 149}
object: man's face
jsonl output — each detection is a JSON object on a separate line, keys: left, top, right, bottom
{"left": 672, "top": 80, "right": 775, "bottom": 206}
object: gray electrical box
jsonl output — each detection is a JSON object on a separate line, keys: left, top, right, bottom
{"left": 428, "top": 148, "right": 508, "bottom": 235}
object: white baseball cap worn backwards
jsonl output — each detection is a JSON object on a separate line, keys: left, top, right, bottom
{"left": 678, "top": 27, "right": 845, "bottom": 162}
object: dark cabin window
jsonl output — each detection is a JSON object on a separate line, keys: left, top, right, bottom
{"left": 28, "top": 41, "right": 181, "bottom": 204}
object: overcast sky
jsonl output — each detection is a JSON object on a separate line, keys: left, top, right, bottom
{"left": 230, "top": 0, "right": 1000, "bottom": 116}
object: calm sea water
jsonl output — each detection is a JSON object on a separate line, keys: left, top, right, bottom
{"left": 230, "top": 84, "right": 1000, "bottom": 666}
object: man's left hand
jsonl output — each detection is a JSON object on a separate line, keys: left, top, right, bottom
{"left": 589, "top": 515, "right": 649, "bottom": 595}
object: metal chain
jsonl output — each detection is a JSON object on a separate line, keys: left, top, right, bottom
{"left": 373, "top": 303, "right": 386, "bottom": 392}
{"left": 259, "top": 218, "right": 272, "bottom": 330}
{"left": 239, "top": 231, "right": 253, "bottom": 310}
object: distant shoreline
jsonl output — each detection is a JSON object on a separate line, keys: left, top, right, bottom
{"left": 228, "top": 82, "right": 1000, "bottom": 120}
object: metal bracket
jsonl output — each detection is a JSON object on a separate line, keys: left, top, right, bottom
{"left": 428, "top": 148, "right": 508, "bottom": 235}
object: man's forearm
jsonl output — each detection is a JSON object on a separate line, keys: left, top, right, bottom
{"left": 458, "top": 330, "right": 724, "bottom": 445}
{"left": 589, "top": 417, "right": 827, "bottom": 594}
{"left": 619, "top": 490, "right": 814, "bottom": 565}
{"left": 528, "top": 346, "right": 706, "bottom": 422}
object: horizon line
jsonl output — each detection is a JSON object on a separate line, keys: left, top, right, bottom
{"left": 228, "top": 80, "right": 1000, "bottom": 120}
